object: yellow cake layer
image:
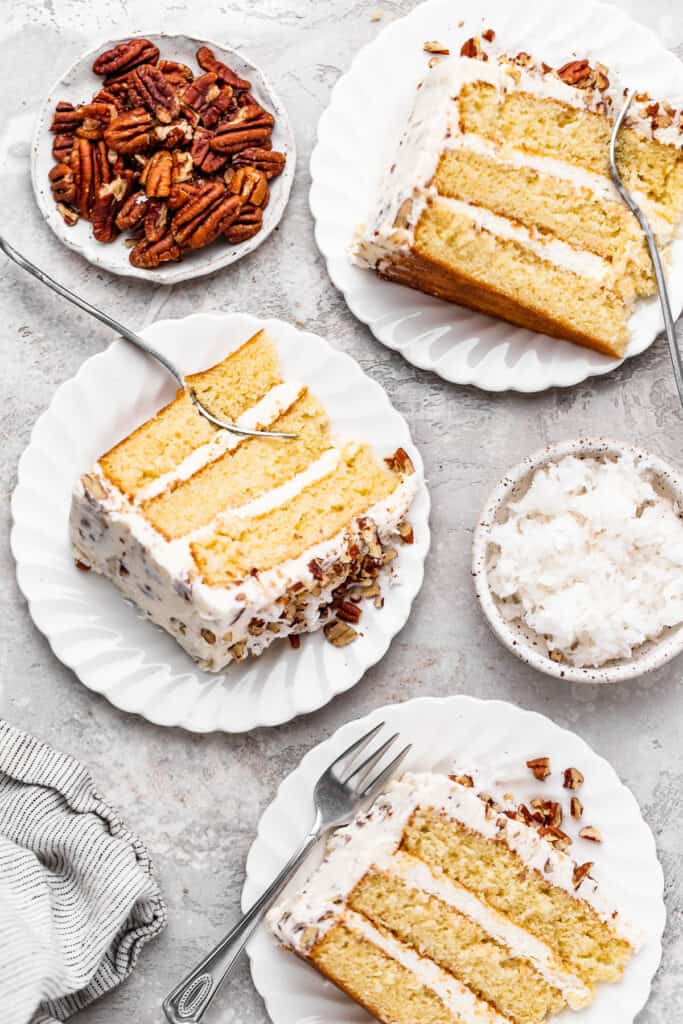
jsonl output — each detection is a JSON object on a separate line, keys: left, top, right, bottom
{"left": 311, "top": 923, "right": 463, "bottom": 1024}
{"left": 141, "top": 390, "right": 332, "bottom": 539}
{"left": 350, "top": 867, "right": 565, "bottom": 1024}
{"left": 459, "top": 83, "right": 683, "bottom": 217}
{"left": 435, "top": 148, "right": 654, "bottom": 297}
{"left": 191, "top": 443, "right": 400, "bottom": 586}
{"left": 414, "top": 202, "right": 630, "bottom": 356}
{"left": 100, "top": 331, "right": 282, "bottom": 497}
{"left": 402, "top": 810, "right": 632, "bottom": 986}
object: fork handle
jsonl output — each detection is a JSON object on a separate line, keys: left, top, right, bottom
{"left": 0, "top": 234, "right": 185, "bottom": 390}
{"left": 162, "top": 825, "right": 322, "bottom": 1024}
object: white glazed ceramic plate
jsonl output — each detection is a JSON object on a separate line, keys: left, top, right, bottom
{"left": 10, "top": 313, "right": 430, "bottom": 732}
{"left": 31, "top": 34, "right": 295, "bottom": 284}
{"left": 310, "top": 0, "right": 683, "bottom": 392}
{"left": 472, "top": 437, "right": 683, "bottom": 683}
{"left": 244, "top": 695, "right": 664, "bottom": 1024}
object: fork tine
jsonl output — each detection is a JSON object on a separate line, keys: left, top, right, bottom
{"left": 343, "top": 733, "right": 398, "bottom": 789}
{"left": 327, "top": 721, "right": 385, "bottom": 776}
{"left": 360, "top": 743, "right": 412, "bottom": 804}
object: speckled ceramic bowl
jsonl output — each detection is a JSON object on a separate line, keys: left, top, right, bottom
{"left": 472, "top": 438, "right": 683, "bottom": 684}
{"left": 31, "top": 33, "right": 295, "bottom": 283}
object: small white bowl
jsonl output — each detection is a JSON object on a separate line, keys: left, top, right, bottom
{"left": 31, "top": 33, "right": 295, "bottom": 284}
{"left": 472, "top": 437, "right": 683, "bottom": 684}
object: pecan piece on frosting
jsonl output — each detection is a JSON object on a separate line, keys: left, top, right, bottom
{"left": 104, "top": 108, "right": 155, "bottom": 154}
{"left": 557, "top": 59, "right": 592, "bottom": 86}
{"left": 129, "top": 231, "right": 182, "bottom": 268}
{"left": 460, "top": 36, "right": 482, "bottom": 59}
{"left": 233, "top": 146, "right": 286, "bottom": 180}
{"left": 228, "top": 165, "right": 269, "bottom": 208}
{"left": 196, "top": 45, "right": 251, "bottom": 91}
{"left": 140, "top": 149, "right": 173, "bottom": 198}
{"left": 526, "top": 756, "right": 551, "bottom": 781}
{"left": 49, "top": 162, "right": 76, "bottom": 205}
{"left": 93, "top": 38, "right": 160, "bottom": 78}
{"left": 385, "top": 447, "right": 415, "bottom": 475}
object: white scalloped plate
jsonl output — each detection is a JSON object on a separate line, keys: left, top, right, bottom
{"left": 9, "top": 313, "right": 430, "bottom": 733}
{"left": 310, "top": 0, "right": 683, "bottom": 392}
{"left": 31, "top": 33, "right": 295, "bottom": 284}
{"left": 244, "top": 695, "right": 664, "bottom": 1024}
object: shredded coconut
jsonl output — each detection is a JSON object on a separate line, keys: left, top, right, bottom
{"left": 487, "top": 454, "right": 683, "bottom": 667}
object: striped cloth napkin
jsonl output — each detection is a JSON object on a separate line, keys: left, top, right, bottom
{"left": 0, "top": 720, "right": 166, "bottom": 1024}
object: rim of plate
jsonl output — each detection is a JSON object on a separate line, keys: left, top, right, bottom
{"left": 31, "top": 32, "right": 296, "bottom": 284}
{"left": 243, "top": 694, "right": 665, "bottom": 1024}
{"left": 10, "top": 312, "right": 430, "bottom": 733}
{"left": 472, "top": 437, "right": 683, "bottom": 683}
{"left": 309, "top": 0, "right": 683, "bottom": 392}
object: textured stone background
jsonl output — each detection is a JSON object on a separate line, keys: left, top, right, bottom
{"left": 1, "top": 2, "right": 682, "bottom": 1022}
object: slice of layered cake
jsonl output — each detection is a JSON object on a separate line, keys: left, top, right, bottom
{"left": 352, "top": 34, "right": 683, "bottom": 357}
{"left": 70, "top": 330, "right": 417, "bottom": 671}
{"left": 269, "top": 772, "right": 642, "bottom": 1024}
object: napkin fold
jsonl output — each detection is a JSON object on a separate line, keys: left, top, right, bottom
{"left": 0, "top": 719, "right": 166, "bottom": 1024}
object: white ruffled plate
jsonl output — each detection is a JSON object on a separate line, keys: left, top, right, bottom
{"left": 309, "top": 0, "right": 683, "bottom": 392}
{"left": 244, "top": 695, "right": 664, "bottom": 1024}
{"left": 31, "top": 33, "right": 295, "bottom": 284}
{"left": 10, "top": 312, "right": 430, "bottom": 733}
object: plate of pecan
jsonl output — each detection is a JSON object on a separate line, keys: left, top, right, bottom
{"left": 32, "top": 34, "right": 294, "bottom": 281}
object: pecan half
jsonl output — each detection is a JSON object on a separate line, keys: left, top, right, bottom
{"left": 168, "top": 180, "right": 201, "bottom": 210}
{"left": 196, "top": 45, "right": 251, "bottom": 91}
{"left": 52, "top": 133, "right": 75, "bottom": 163}
{"left": 171, "top": 149, "right": 194, "bottom": 183}
{"left": 171, "top": 180, "right": 225, "bottom": 246}
{"left": 228, "top": 165, "right": 269, "bottom": 207}
{"left": 129, "top": 231, "right": 182, "bottom": 268}
{"left": 158, "top": 59, "right": 195, "bottom": 87}
{"left": 104, "top": 108, "right": 154, "bottom": 154}
{"left": 115, "top": 189, "right": 148, "bottom": 231}
{"left": 191, "top": 126, "right": 228, "bottom": 173}
{"left": 233, "top": 146, "right": 285, "bottom": 179}
{"left": 93, "top": 38, "right": 160, "bottom": 77}
{"left": 130, "top": 64, "right": 181, "bottom": 123}
{"left": 57, "top": 203, "right": 79, "bottom": 226}
{"left": 70, "top": 138, "right": 95, "bottom": 217}
{"left": 49, "top": 161, "right": 76, "bottom": 204}
{"left": 50, "top": 101, "right": 82, "bottom": 133}
{"left": 210, "top": 101, "right": 274, "bottom": 155}
{"left": 75, "top": 102, "right": 117, "bottom": 140}
{"left": 92, "top": 172, "right": 133, "bottom": 242}
{"left": 557, "top": 59, "right": 591, "bottom": 86}
{"left": 91, "top": 139, "right": 112, "bottom": 200}
{"left": 186, "top": 194, "right": 242, "bottom": 249}
{"left": 144, "top": 199, "right": 169, "bottom": 242}
{"left": 140, "top": 149, "right": 172, "bottom": 197}
{"left": 224, "top": 203, "right": 262, "bottom": 242}
{"left": 93, "top": 86, "right": 128, "bottom": 112}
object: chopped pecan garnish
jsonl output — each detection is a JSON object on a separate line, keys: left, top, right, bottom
{"left": 526, "top": 756, "right": 551, "bottom": 781}
{"left": 423, "top": 40, "right": 450, "bottom": 54}
{"left": 93, "top": 38, "right": 160, "bottom": 77}
{"left": 573, "top": 861, "right": 594, "bottom": 889}
{"left": 323, "top": 619, "right": 358, "bottom": 647}
{"left": 334, "top": 598, "right": 362, "bottom": 624}
{"left": 397, "top": 520, "right": 414, "bottom": 544}
{"left": 450, "top": 774, "right": 474, "bottom": 788}
{"left": 233, "top": 146, "right": 285, "bottom": 179}
{"left": 460, "top": 36, "right": 481, "bottom": 58}
{"left": 482, "top": 28, "right": 496, "bottom": 42}
{"left": 385, "top": 447, "right": 414, "bottom": 475}
{"left": 563, "top": 766, "right": 584, "bottom": 790}
{"left": 570, "top": 796, "right": 583, "bottom": 819}
{"left": 578, "top": 825, "right": 602, "bottom": 843}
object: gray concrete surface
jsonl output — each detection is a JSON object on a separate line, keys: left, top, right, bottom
{"left": 1, "top": 2, "right": 682, "bottom": 1021}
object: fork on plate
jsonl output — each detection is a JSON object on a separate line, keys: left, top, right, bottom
{"left": 162, "top": 722, "right": 411, "bottom": 1024}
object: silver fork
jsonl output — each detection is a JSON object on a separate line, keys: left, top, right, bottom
{"left": 162, "top": 722, "right": 411, "bottom": 1024}
{"left": 0, "top": 234, "right": 296, "bottom": 439}
{"left": 609, "top": 90, "right": 683, "bottom": 409}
